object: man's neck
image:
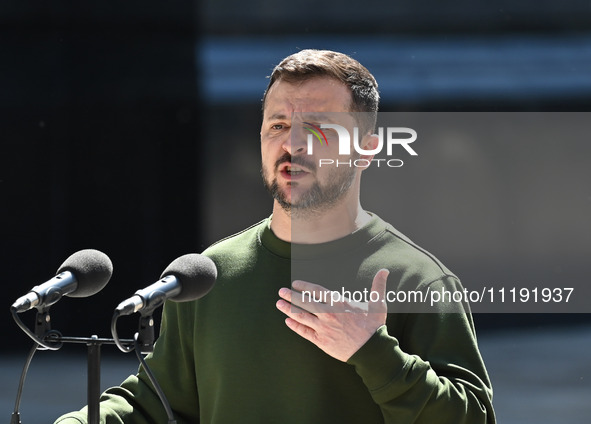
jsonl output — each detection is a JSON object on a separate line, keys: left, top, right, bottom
{"left": 270, "top": 200, "right": 372, "bottom": 244}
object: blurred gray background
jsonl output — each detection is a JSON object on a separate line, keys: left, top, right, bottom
{"left": 2, "top": 0, "right": 590, "bottom": 422}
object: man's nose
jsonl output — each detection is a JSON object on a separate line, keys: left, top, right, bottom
{"left": 282, "top": 124, "right": 308, "bottom": 155}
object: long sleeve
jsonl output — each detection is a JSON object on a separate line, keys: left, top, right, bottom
{"left": 347, "top": 276, "right": 495, "bottom": 423}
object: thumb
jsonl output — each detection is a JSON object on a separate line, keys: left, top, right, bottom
{"left": 368, "top": 269, "right": 389, "bottom": 315}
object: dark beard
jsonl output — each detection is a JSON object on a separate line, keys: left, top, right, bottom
{"left": 261, "top": 153, "right": 357, "bottom": 216}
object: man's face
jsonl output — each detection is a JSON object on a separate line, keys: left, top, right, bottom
{"left": 260, "top": 77, "right": 360, "bottom": 215}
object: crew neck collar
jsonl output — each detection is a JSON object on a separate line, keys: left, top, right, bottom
{"left": 258, "top": 213, "right": 386, "bottom": 260}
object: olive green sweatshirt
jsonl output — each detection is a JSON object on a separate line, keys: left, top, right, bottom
{"left": 55, "top": 214, "right": 495, "bottom": 423}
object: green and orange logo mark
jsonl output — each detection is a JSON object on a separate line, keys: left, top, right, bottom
{"left": 303, "top": 122, "right": 329, "bottom": 146}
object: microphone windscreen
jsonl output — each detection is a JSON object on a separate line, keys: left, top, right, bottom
{"left": 160, "top": 254, "right": 217, "bottom": 302}
{"left": 57, "top": 249, "right": 113, "bottom": 298}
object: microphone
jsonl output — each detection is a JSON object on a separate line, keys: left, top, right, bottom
{"left": 11, "top": 249, "right": 113, "bottom": 313}
{"left": 115, "top": 253, "right": 217, "bottom": 316}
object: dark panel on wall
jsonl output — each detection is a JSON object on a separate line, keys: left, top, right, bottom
{"left": 1, "top": 1, "right": 203, "bottom": 351}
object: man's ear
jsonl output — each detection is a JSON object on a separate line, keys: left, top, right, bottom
{"left": 357, "top": 133, "right": 380, "bottom": 170}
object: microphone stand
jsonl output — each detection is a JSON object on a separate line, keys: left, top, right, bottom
{"left": 12, "top": 307, "right": 164, "bottom": 423}
{"left": 17, "top": 306, "right": 134, "bottom": 424}
{"left": 50, "top": 308, "right": 157, "bottom": 423}
{"left": 33, "top": 307, "right": 135, "bottom": 424}
{"left": 49, "top": 314, "right": 162, "bottom": 424}
{"left": 54, "top": 335, "right": 134, "bottom": 424}
{"left": 56, "top": 310, "right": 159, "bottom": 422}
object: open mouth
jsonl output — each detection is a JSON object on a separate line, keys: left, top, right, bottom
{"left": 280, "top": 163, "right": 310, "bottom": 179}
{"left": 285, "top": 166, "right": 306, "bottom": 176}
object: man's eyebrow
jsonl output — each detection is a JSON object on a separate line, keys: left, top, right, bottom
{"left": 267, "top": 113, "right": 288, "bottom": 120}
{"left": 302, "top": 112, "right": 352, "bottom": 123}
{"left": 302, "top": 113, "right": 330, "bottom": 122}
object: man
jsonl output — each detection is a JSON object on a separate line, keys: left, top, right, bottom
{"left": 56, "top": 50, "right": 495, "bottom": 423}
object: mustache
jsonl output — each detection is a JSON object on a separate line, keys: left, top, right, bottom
{"left": 274, "top": 152, "right": 316, "bottom": 172}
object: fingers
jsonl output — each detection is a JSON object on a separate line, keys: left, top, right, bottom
{"left": 292, "top": 280, "right": 331, "bottom": 301}
{"left": 276, "top": 288, "right": 320, "bottom": 332}
{"left": 284, "top": 281, "right": 360, "bottom": 313}
{"left": 278, "top": 285, "right": 330, "bottom": 314}
{"left": 368, "top": 269, "right": 389, "bottom": 315}
{"left": 276, "top": 296, "right": 318, "bottom": 327}
{"left": 276, "top": 273, "right": 390, "bottom": 362}
{"left": 279, "top": 273, "right": 390, "bottom": 315}
{"left": 283, "top": 316, "right": 318, "bottom": 343}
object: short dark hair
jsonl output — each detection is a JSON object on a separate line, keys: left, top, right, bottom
{"left": 262, "top": 49, "right": 380, "bottom": 133}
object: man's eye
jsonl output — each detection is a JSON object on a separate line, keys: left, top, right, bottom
{"left": 272, "top": 124, "right": 285, "bottom": 130}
